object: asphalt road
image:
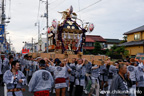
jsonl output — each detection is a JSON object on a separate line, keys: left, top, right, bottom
{"left": 0, "top": 85, "right": 88, "bottom": 96}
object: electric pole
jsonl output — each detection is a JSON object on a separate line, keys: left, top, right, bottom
{"left": 35, "top": 22, "right": 40, "bottom": 43}
{"left": 32, "top": 37, "right": 34, "bottom": 53}
{"left": 46, "top": 0, "right": 49, "bottom": 53}
{"left": 38, "top": 22, "right": 40, "bottom": 43}
{"left": 9, "top": 37, "right": 11, "bottom": 52}
{"left": 35, "top": 21, "right": 40, "bottom": 53}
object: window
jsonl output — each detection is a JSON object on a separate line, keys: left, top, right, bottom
{"left": 85, "top": 42, "right": 94, "bottom": 47}
{"left": 100, "top": 43, "right": 105, "bottom": 48}
{"left": 134, "top": 34, "right": 140, "bottom": 40}
{"left": 103, "top": 43, "right": 107, "bottom": 48}
{"left": 85, "top": 42, "right": 88, "bottom": 46}
{"left": 89, "top": 42, "right": 93, "bottom": 47}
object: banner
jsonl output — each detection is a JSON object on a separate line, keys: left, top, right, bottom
{"left": 0, "top": 37, "right": 4, "bottom": 43}
{"left": 0, "top": 24, "right": 4, "bottom": 35}
{"left": 22, "top": 48, "right": 30, "bottom": 54}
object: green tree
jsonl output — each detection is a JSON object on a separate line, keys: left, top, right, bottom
{"left": 93, "top": 42, "right": 102, "bottom": 55}
{"left": 106, "top": 45, "right": 129, "bottom": 57}
{"left": 123, "top": 36, "right": 127, "bottom": 41}
{"left": 120, "top": 36, "right": 127, "bottom": 43}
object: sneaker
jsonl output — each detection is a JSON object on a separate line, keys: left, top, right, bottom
{"left": 100, "top": 90, "right": 105, "bottom": 94}
{"left": 67, "top": 87, "right": 70, "bottom": 91}
{"left": 53, "top": 89, "right": 56, "bottom": 93}
{"left": 92, "top": 94, "right": 96, "bottom": 96}
{"left": 84, "top": 90, "right": 88, "bottom": 94}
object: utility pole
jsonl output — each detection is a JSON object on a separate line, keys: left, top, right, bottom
{"left": 32, "top": 37, "right": 34, "bottom": 53}
{"left": 35, "top": 21, "right": 40, "bottom": 53}
{"left": 34, "top": 42, "right": 35, "bottom": 52}
{"left": 46, "top": 0, "right": 49, "bottom": 53}
{"left": 9, "top": 37, "right": 11, "bottom": 52}
{"left": 38, "top": 21, "right": 40, "bottom": 43}
{"left": 35, "top": 21, "right": 40, "bottom": 43}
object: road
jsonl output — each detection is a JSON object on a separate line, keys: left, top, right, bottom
{"left": 0, "top": 85, "right": 88, "bottom": 96}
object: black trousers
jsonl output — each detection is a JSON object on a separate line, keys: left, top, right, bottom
{"left": 27, "top": 76, "right": 32, "bottom": 83}
{"left": 0, "top": 74, "right": 4, "bottom": 86}
{"left": 69, "top": 82, "right": 75, "bottom": 96}
{"left": 136, "top": 87, "right": 144, "bottom": 96}
{"left": 75, "top": 85, "right": 83, "bottom": 96}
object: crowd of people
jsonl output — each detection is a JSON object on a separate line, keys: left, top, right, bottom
{"left": 0, "top": 53, "right": 144, "bottom": 96}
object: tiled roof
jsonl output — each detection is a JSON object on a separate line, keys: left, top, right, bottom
{"left": 86, "top": 35, "right": 106, "bottom": 42}
{"left": 85, "top": 37, "right": 95, "bottom": 42}
{"left": 124, "top": 25, "right": 144, "bottom": 35}
{"left": 105, "top": 39, "right": 122, "bottom": 44}
{"left": 118, "top": 40, "right": 144, "bottom": 47}
{"left": 25, "top": 43, "right": 32, "bottom": 46}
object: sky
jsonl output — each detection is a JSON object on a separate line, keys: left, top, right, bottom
{"left": 3, "top": 0, "right": 144, "bottom": 52}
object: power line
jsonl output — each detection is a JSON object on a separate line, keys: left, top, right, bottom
{"left": 49, "top": 0, "right": 58, "bottom": 4}
{"left": 78, "top": 0, "right": 81, "bottom": 12}
{"left": 78, "top": 0, "right": 81, "bottom": 19}
{"left": 77, "top": 0, "right": 102, "bottom": 12}
{"left": 49, "top": 0, "right": 66, "bottom": 11}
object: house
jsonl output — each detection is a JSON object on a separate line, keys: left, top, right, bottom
{"left": 118, "top": 25, "right": 144, "bottom": 56}
{"left": 83, "top": 35, "right": 106, "bottom": 53}
{"left": 23, "top": 43, "right": 33, "bottom": 53}
{"left": 105, "top": 39, "right": 122, "bottom": 49}
{"left": 33, "top": 38, "right": 50, "bottom": 53}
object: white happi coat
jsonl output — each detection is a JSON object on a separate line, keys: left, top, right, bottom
{"left": 0, "top": 58, "right": 9, "bottom": 74}
{"left": 50, "top": 66, "right": 68, "bottom": 89}
{"left": 3, "top": 70, "right": 26, "bottom": 96}
{"left": 29, "top": 69, "right": 54, "bottom": 92}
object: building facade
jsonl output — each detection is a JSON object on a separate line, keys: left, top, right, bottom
{"left": 83, "top": 35, "right": 106, "bottom": 53}
{"left": 105, "top": 39, "right": 122, "bottom": 49}
{"left": 118, "top": 25, "right": 144, "bottom": 56}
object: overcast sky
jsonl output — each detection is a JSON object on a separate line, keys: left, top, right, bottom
{"left": 4, "top": 0, "right": 144, "bottom": 52}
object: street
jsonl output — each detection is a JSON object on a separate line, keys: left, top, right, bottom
{"left": 0, "top": 85, "right": 87, "bottom": 96}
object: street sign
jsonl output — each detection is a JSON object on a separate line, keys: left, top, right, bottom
{"left": 0, "top": 24, "right": 4, "bottom": 35}
{"left": 0, "top": 37, "right": 4, "bottom": 43}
